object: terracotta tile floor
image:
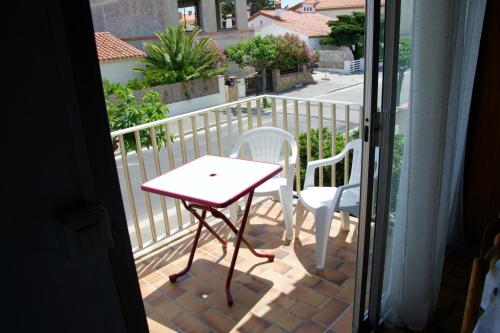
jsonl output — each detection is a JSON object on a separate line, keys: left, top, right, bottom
{"left": 136, "top": 198, "right": 358, "bottom": 333}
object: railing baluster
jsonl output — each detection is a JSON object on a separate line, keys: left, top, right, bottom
{"left": 118, "top": 134, "right": 143, "bottom": 248}
{"left": 332, "top": 104, "right": 337, "bottom": 187}
{"left": 271, "top": 97, "right": 277, "bottom": 127}
{"left": 306, "top": 101, "right": 311, "bottom": 164}
{"left": 282, "top": 98, "right": 289, "bottom": 176}
{"left": 215, "top": 109, "right": 223, "bottom": 155}
{"left": 149, "top": 127, "right": 170, "bottom": 235}
{"left": 246, "top": 101, "right": 253, "bottom": 129}
{"left": 344, "top": 105, "right": 350, "bottom": 185}
{"left": 319, "top": 103, "right": 324, "bottom": 187}
{"left": 203, "top": 112, "right": 211, "bottom": 155}
{"left": 226, "top": 104, "right": 233, "bottom": 149}
{"left": 236, "top": 103, "right": 243, "bottom": 134}
{"left": 256, "top": 98, "right": 262, "bottom": 127}
{"left": 191, "top": 116, "right": 200, "bottom": 159}
{"left": 294, "top": 100, "right": 301, "bottom": 193}
{"left": 164, "top": 123, "right": 183, "bottom": 230}
{"left": 178, "top": 119, "right": 188, "bottom": 164}
{"left": 134, "top": 131, "right": 157, "bottom": 241}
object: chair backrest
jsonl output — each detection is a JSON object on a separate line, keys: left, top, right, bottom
{"left": 231, "top": 127, "right": 297, "bottom": 166}
{"left": 347, "top": 139, "right": 362, "bottom": 185}
{"left": 346, "top": 138, "right": 379, "bottom": 185}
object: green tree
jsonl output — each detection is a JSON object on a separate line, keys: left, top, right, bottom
{"left": 396, "top": 37, "right": 411, "bottom": 105}
{"left": 248, "top": 0, "right": 275, "bottom": 15}
{"left": 138, "top": 25, "right": 226, "bottom": 87}
{"left": 103, "top": 80, "right": 169, "bottom": 152}
{"left": 320, "top": 12, "right": 365, "bottom": 59}
{"left": 226, "top": 35, "right": 277, "bottom": 94}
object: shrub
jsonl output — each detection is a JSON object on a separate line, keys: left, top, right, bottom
{"left": 103, "top": 80, "right": 169, "bottom": 152}
{"left": 138, "top": 25, "right": 226, "bottom": 87}
{"left": 271, "top": 33, "right": 317, "bottom": 71}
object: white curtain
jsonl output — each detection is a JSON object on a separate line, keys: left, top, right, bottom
{"left": 387, "top": 0, "right": 486, "bottom": 329}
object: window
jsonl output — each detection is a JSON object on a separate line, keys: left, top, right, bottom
{"left": 216, "top": 0, "right": 236, "bottom": 30}
{"left": 178, "top": 0, "right": 201, "bottom": 31}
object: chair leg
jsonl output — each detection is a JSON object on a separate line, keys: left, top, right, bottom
{"left": 314, "top": 206, "right": 334, "bottom": 269}
{"left": 340, "top": 211, "right": 351, "bottom": 231}
{"left": 278, "top": 186, "right": 294, "bottom": 241}
{"left": 295, "top": 199, "right": 305, "bottom": 240}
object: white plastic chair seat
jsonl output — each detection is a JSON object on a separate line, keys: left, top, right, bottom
{"left": 255, "top": 177, "right": 287, "bottom": 196}
{"left": 300, "top": 186, "right": 360, "bottom": 211}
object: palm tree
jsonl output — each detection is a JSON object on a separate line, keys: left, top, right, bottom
{"left": 138, "top": 25, "right": 226, "bottom": 87}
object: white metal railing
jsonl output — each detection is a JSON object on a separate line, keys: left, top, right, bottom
{"left": 111, "top": 95, "right": 362, "bottom": 256}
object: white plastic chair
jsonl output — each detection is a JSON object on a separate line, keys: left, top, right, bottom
{"left": 229, "top": 127, "right": 297, "bottom": 241}
{"left": 295, "top": 138, "right": 364, "bottom": 269}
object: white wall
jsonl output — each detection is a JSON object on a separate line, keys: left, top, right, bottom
{"left": 317, "top": 8, "right": 364, "bottom": 19}
{"left": 166, "top": 76, "right": 226, "bottom": 116}
{"left": 254, "top": 24, "right": 321, "bottom": 49}
{"left": 99, "top": 59, "right": 144, "bottom": 84}
{"left": 248, "top": 14, "right": 279, "bottom": 29}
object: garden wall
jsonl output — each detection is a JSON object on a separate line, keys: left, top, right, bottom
{"left": 272, "top": 69, "right": 315, "bottom": 93}
{"left": 161, "top": 76, "right": 226, "bottom": 116}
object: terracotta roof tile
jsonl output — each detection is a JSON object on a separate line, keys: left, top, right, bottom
{"left": 250, "top": 10, "right": 331, "bottom": 37}
{"left": 292, "top": 0, "right": 384, "bottom": 11}
{"left": 94, "top": 32, "right": 146, "bottom": 62}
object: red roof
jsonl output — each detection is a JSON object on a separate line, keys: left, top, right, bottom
{"left": 291, "top": 0, "right": 382, "bottom": 11}
{"left": 94, "top": 32, "right": 146, "bottom": 62}
{"left": 249, "top": 10, "right": 331, "bottom": 37}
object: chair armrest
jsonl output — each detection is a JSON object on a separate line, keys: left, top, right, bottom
{"left": 304, "top": 148, "right": 349, "bottom": 187}
{"left": 332, "top": 182, "right": 360, "bottom": 211}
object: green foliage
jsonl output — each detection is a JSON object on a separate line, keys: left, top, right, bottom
{"left": 226, "top": 35, "right": 277, "bottom": 71}
{"left": 271, "top": 33, "right": 318, "bottom": 70}
{"left": 398, "top": 37, "right": 411, "bottom": 73}
{"left": 248, "top": 0, "right": 275, "bottom": 15}
{"left": 227, "top": 34, "right": 318, "bottom": 71}
{"left": 320, "top": 12, "right": 365, "bottom": 59}
{"left": 138, "top": 25, "right": 226, "bottom": 87}
{"left": 389, "top": 134, "right": 405, "bottom": 211}
{"left": 103, "top": 80, "right": 169, "bottom": 152}
{"left": 126, "top": 78, "right": 145, "bottom": 90}
{"left": 396, "top": 36, "right": 412, "bottom": 105}
{"left": 297, "top": 128, "right": 359, "bottom": 190}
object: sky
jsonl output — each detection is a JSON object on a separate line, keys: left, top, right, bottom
{"left": 282, "top": 0, "right": 303, "bottom": 8}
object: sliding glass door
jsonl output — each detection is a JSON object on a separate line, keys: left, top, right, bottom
{"left": 353, "top": 0, "right": 401, "bottom": 331}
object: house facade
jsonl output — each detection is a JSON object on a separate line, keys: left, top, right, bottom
{"left": 248, "top": 1, "right": 331, "bottom": 49}
{"left": 94, "top": 32, "right": 145, "bottom": 84}
{"left": 89, "top": 0, "right": 253, "bottom": 49}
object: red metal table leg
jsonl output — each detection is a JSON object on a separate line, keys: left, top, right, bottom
{"left": 169, "top": 210, "right": 206, "bottom": 283}
{"left": 225, "top": 191, "right": 273, "bottom": 306}
{"left": 210, "top": 206, "right": 275, "bottom": 261}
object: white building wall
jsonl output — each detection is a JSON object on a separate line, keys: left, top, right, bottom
{"left": 248, "top": 15, "right": 279, "bottom": 29}
{"left": 254, "top": 24, "right": 325, "bottom": 50}
{"left": 99, "top": 59, "right": 144, "bottom": 84}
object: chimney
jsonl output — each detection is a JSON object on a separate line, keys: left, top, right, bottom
{"left": 275, "top": 0, "right": 284, "bottom": 18}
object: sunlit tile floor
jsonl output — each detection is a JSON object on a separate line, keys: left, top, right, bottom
{"left": 136, "top": 198, "right": 358, "bottom": 333}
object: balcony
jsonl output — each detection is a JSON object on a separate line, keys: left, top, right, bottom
{"left": 112, "top": 95, "right": 363, "bottom": 332}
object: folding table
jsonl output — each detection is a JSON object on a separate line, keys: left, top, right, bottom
{"left": 141, "top": 155, "right": 282, "bottom": 305}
